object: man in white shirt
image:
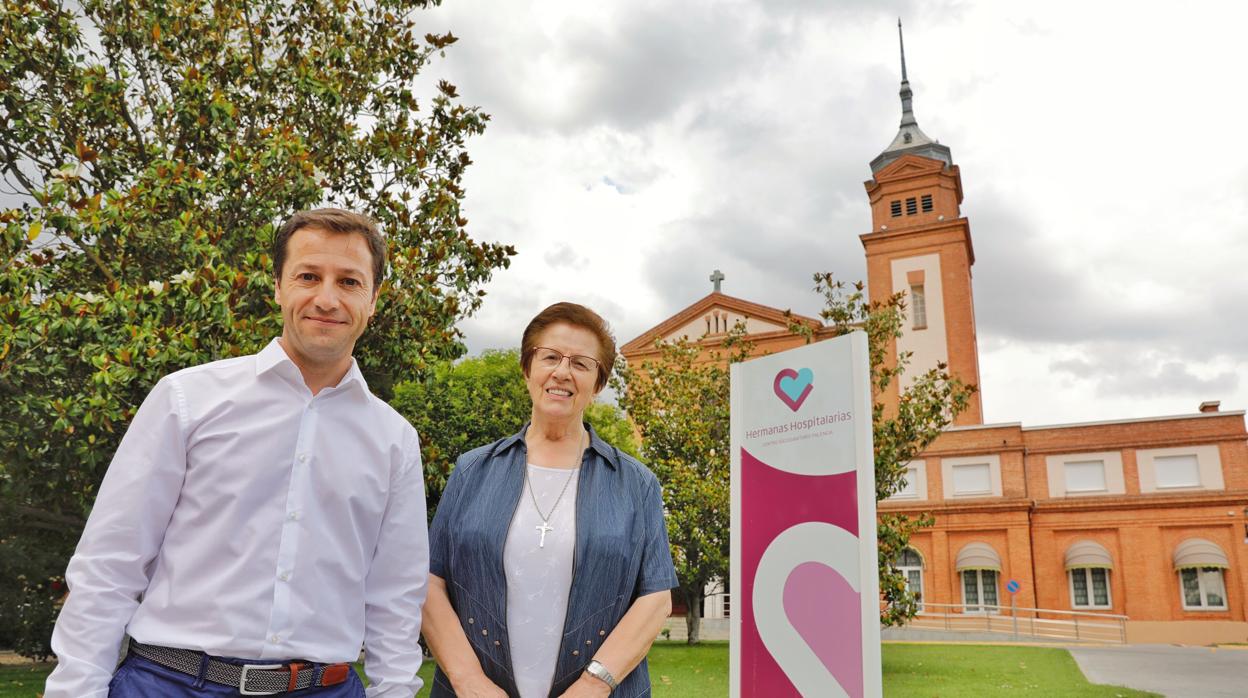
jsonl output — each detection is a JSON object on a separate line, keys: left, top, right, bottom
{"left": 45, "top": 209, "right": 428, "bottom": 697}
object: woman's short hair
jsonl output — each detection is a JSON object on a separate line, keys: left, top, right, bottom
{"left": 520, "top": 302, "right": 617, "bottom": 392}
{"left": 274, "top": 208, "right": 387, "bottom": 290}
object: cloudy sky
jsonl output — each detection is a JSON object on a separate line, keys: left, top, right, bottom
{"left": 415, "top": 0, "right": 1248, "bottom": 427}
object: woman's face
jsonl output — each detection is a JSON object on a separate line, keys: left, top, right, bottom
{"left": 526, "top": 322, "right": 603, "bottom": 424}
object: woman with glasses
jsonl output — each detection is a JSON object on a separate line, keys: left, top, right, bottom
{"left": 421, "top": 302, "right": 677, "bottom": 697}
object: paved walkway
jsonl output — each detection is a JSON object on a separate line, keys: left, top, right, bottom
{"left": 1069, "top": 644, "right": 1248, "bottom": 698}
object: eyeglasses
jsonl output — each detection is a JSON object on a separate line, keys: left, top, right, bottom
{"left": 532, "top": 347, "right": 600, "bottom": 375}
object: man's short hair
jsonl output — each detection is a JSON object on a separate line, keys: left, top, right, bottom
{"left": 520, "top": 302, "right": 617, "bottom": 392}
{"left": 273, "top": 208, "right": 387, "bottom": 290}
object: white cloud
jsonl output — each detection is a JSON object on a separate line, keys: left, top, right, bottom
{"left": 426, "top": 0, "right": 1248, "bottom": 425}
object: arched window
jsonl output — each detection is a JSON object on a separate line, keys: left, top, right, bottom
{"left": 895, "top": 547, "right": 924, "bottom": 610}
{"left": 1065, "top": 540, "right": 1113, "bottom": 610}
{"left": 955, "top": 542, "right": 1001, "bottom": 613}
{"left": 1174, "top": 538, "right": 1230, "bottom": 610}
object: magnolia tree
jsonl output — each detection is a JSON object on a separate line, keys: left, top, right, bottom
{"left": 789, "top": 273, "right": 976, "bottom": 626}
{"left": 0, "top": 0, "right": 512, "bottom": 657}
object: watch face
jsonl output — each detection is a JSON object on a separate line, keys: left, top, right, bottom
{"left": 587, "top": 661, "right": 617, "bottom": 689}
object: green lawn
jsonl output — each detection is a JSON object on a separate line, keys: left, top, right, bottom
{"left": 408, "top": 643, "right": 728, "bottom": 697}
{"left": 3, "top": 643, "right": 1157, "bottom": 697}
{"left": 881, "top": 644, "right": 1158, "bottom": 697}
{"left": 0, "top": 664, "right": 53, "bottom": 698}
{"left": 647, "top": 641, "right": 729, "bottom": 696}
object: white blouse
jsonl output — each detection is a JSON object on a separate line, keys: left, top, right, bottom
{"left": 504, "top": 463, "right": 580, "bottom": 698}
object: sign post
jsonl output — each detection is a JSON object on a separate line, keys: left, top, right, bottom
{"left": 729, "top": 332, "right": 880, "bottom": 697}
{"left": 1006, "top": 579, "right": 1021, "bottom": 640}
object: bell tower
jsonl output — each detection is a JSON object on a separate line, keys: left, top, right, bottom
{"left": 861, "top": 21, "right": 983, "bottom": 425}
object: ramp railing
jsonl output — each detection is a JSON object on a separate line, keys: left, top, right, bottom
{"left": 896, "top": 602, "right": 1128, "bottom": 644}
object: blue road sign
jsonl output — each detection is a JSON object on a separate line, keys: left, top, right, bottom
{"left": 1006, "top": 579, "right": 1021, "bottom": 594}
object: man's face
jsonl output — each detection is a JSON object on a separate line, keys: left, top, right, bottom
{"left": 275, "top": 226, "right": 378, "bottom": 371}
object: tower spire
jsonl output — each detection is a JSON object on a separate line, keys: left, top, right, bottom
{"left": 898, "top": 18, "right": 908, "bottom": 82}
{"left": 869, "top": 20, "right": 953, "bottom": 174}
{"left": 897, "top": 19, "right": 918, "bottom": 129}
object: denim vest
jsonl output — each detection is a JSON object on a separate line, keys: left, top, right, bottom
{"left": 427, "top": 424, "right": 677, "bottom": 698}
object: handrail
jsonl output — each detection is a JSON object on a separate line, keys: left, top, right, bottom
{"left": 893, "top": 602, "right": 1128, "bottom": 644}
{"left": 911, "top": 602, "right": 1127, "bottom": 622}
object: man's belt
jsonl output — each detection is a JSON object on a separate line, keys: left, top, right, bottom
{"left": 128, "top": 640, "right": 352, "bottom": 695}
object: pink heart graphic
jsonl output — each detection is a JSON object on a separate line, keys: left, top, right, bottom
{"left": 783, "top": 561, "right": 864, "bottom": 696}
{"left": 773, "top": 368, "right": 814, "bottom": 412}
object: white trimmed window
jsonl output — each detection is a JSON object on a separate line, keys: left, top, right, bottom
{"left": 961, "top": 569, "right": 998, "bottom": 613}
{"left": 1138, "top": 446, "right": 1224, "bottom": 493}
{"left": 1180, "top": 568, "right": 1227, "bottom": 610}
{"left": 1155, "top": 454, "right": 1201, "bottom": 489}
{"left": 1069, "top": 568, "right": 1112, "bottom": 609}
{"left": 1047, "top": 452, "right": 1126, "bottom": 498}
{"left": 889, "top": 461, "right": 927, "bottom": 501}
{"left": 1064, "top": 460, "right": 1107, "bottom": 493}
{"left": 896, "top": 464, "right": 918, "bottom": 498}
{"left": 910, "top": 284, "right": 927, "bottom": 330}
{"left": 896, "top": 471, "right": 917, "bottom": 497}
{"left": 952, "top": 463, "right": 992, "bottom": 496}
{"left": 942, "top": 455, "right": 1002, "bottom": 499}
{"left": 895, "top": 548, "right": 924, "bottom": 610}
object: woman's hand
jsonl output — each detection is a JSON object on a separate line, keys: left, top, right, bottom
{"left": 451, "top": 673, "right": 509, "bottom": 698}
{"left": 422, "top": 574, "right": 503, "bottom": 697}
{"left": 556, "top": 673, "right": 612, "bottom": 697}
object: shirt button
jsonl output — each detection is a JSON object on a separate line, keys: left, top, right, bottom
{"left": 572, "top": 650, "right": 580, "bottom": 656}
{"left": 279, "top": 572, "right": 290, "bottom": 582}
{"left": 468, "top": 617, "right": 474, "bottom": 624}
{"left": 287, "top": 511, "right": 299, "bottom": 521}
{"left": 298, "top": 454, "right": 308, "bottom": 463}
{"left": 585, "top": 640, "right": 592, "bottom": 645}
{"left": 482, "top": 629, "right": 488, "bottom": 636}
{"left": 270, "top": 635, "right": 281, "bottom": 643}
{"left": 493, "top": 641, "right": 500, "bottom": 646}
{"left": 598, "top": 630, "right": 606, "bottom": 636}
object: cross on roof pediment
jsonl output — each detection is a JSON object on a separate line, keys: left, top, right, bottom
{"left": 620, "top": 292, "right": 822, "bottom": 354}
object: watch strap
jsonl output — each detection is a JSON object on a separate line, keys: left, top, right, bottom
{"left": 585, "top": 659, "right": 618, "bottom": 691}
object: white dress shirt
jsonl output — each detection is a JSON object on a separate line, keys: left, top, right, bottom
{"left": 45, "top": 339, "right": 428, "bottom": 698}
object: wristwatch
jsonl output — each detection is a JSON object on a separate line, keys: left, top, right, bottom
{"left": 584, "top": 660, "right": 618, "bottom": 691}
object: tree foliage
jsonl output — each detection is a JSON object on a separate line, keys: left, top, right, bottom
{"left": 789, "top": 273, "right": 976, "bottom": 626}
{"left": 613, "top": 328, "right": 752, "bottom": 644}
{"left": 391, "top": 348, "right": 639, "bottom": 521}
{"left": 0, "top": 0, "right": 514, "bottom": 656}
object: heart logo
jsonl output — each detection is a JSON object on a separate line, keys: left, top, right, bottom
{"left": 783, "top": 561, "right": 864, "bottom": 696}
{"left": 752, "top": 522, "right": 865, "bottom": 697}
{"left": 773, "top": 367, "right": 814, "bottom": 412}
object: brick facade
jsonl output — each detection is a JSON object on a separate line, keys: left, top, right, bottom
{"left": 881, "top": 414, "right": 1248, "bottom": 633}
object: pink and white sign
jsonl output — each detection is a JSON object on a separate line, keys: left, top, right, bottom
{"left": 730, "top": 332, "right": 880, "bottom": 697}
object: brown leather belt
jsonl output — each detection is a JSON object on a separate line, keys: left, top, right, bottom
{"left": 128, "top": 640, "right": 352, "bottom": 695}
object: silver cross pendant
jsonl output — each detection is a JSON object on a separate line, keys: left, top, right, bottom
{"left": 535, "top": 522, "right": 553, "bottom": 548}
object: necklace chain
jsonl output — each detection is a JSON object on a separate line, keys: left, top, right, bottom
{"left": 525, "top": 430, "right": 585, "bottom": 523}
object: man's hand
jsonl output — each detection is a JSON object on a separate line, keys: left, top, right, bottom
{"left": 557, "top": 673, "right": 612, "bottom": 697}
{"left": 450, "top": 673, "right": 508, "bottom": 698}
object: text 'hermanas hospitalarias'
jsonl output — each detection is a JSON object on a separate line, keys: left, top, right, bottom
{"left": 745, "top": 411, "right": 853, "bottom": 440}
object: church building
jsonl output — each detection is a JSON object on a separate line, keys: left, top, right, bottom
{"left": 620, "top": 27, "right": 1248, "bottom": 644}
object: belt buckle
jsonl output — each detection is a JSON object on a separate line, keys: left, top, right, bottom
{"left": 239, "top": 663, "right": 285, "bottom": 696}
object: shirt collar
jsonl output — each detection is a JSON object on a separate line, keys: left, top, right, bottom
{"left": 496, "top": 421, "right": 620, "bottom": 470}
{"left": 256, "top": 338, "right": 370, "bottom": 398}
